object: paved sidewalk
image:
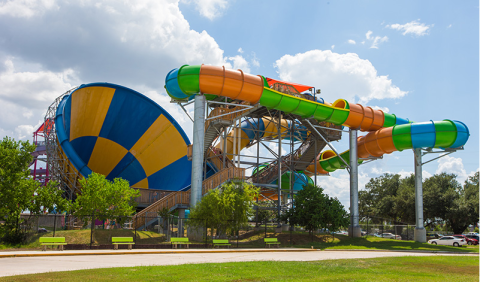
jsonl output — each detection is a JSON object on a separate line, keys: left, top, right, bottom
{"left": 0, "top": 249, "right": 475, "bottom": 277}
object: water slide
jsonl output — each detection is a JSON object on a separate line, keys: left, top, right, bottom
{"left": 165, "top": 65, "right": 470, "bottom": 175}
{"left": 215, "top": 117, "right": 308, "bottom": 160}
{"left": 54, "top": 83, "right": 192, "bottom": 191}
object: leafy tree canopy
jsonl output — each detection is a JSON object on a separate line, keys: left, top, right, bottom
{"left": 359, "top": 171, "right": 479, "bottom": 234}
{"left": 189, "top": 181, "right": 258, "bottom": 236}
{"left": 72, "top": 172, "right": 140, "bottom": 225}
{"left": 283, "top": 184, "right": 349, "bottom": 236}
{"left": 0, "top": 137, "right": 70, "bottom": 243}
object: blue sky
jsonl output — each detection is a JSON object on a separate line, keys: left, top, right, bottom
{"left": 0, "top": 0, "right": 477, "bottom": 208}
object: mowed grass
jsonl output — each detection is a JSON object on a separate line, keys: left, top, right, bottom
{"left": 1, "top": 255, "right": 477, "bottom": 281}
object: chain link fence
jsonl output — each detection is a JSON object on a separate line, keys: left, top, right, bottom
{"left": 8, "top": 213, "right": 456, "bottom": 249}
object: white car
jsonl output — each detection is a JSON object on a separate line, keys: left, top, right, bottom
{"left": 378, "top": 233, "right": 401, "bottom": 240}
{"left": 334, "top": 230, "right": 348, "bottom": 235}
{"left": 428, "top": 236, "right": 467, "bottom": 247}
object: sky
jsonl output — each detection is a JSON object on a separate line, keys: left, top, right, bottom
{"left": 0, "top": 0, "right": 478, "bottom": 209}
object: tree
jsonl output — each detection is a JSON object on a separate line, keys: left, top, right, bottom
{"left": 445, "top": 172, "right": 479, "bottom": 234}
{"left": 360, "top": 172, "right": 479, "bottom": 234}
{"left": 283, "top": 184, "right": 349, "bottom": 239}
{"left": 157, "top": 207, "right": 173, "bottom": 233}
{"left": 325, "top": 196, "right": 350, "bottom": 240}
{"left": 358, "top": 173, "right": 401, "bottom": 223}
{"left": 189, "top": 181, "right": 258, "bottom": 237}
{"left": 0, "top": 137, "right": 70, "bottom": 243}
{"left": 72, "top": 172, "right": 140, "bottom": 227}
{"left": 256, "top": 200, "right": 277, "bottom": 225}
{"left": 423, "top": 173, "right": 459, "bottom": 228}
{"left": 393, "top": 175, "right": 416, "bottom": 224}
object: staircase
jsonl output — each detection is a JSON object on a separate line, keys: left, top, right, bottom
{"left": 292, "top": 137, "right": 327, "bottom": 171}
{"left": 132, "top": 166, "right": 245, "bottom": 230}
{"left": 203, "top": 103, "right": 262, "bottom": 156}
{"left": 250, "top": 119, "right": 342, "bottom": 184}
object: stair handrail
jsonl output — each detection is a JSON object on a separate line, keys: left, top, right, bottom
{"left": 202, "top": 166, "right": 245, "bottom": 195}
{"left": 132, "top": 191, "right": 190, "bottom": 229}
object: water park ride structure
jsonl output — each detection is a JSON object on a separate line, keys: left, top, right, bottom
{"left": 42, "top": 64, "right": 469, "bottom": 242}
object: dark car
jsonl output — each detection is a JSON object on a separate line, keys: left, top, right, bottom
{"left": 453, "top": 235, "right": 478, "bottom": 245}
{"left": 464, "top": 234, "right": 479, "bottom": 245}
{"left": 37, "top": 228, "right": 48, "bottom": 233}
{"left": 427, "top": 233, "right": 442, "bottom": 239}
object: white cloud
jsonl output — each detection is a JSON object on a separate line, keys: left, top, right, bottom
{"left": 386, "top": 20, "right": 433, "bottom": 36}
{"left": 348, "top": 39, "right": 356, "bottom": 45}
{"left": 315, "top": 170, "right": 371, "bottom": 208}
{"left": 447, "top": 24, "right": 452, "bottom": 28}
{"left": 0, "top": 58, "right": 75, "bottom": 139}
{"left": 190, "top": 0, "right": 227, "bottom": 20}
{"left": 331, "top": 45, "right": 335, "bottom": 50}
{"left": 274, "top": 50, "right": 407, "bottom": 104}
{"left": 252, "top": 57, "right": 260, "bottom": 67}
{"left": 366, "top": 30, "right": 388, "bottom": 49}
{"left": 226, "top": 55, "right": 250, "bottom": 73}
{"left": 237, "top": 47, "right": 244, "bottom": 53}
{"left": 371, "top": 105, "right": 389, "bottom": 113}
{"left": 0, "top": 0, "right": 243, "bottom": 140}
{"left": 435, "top": 155, "right": 470, "bottom": 184}
{"left": 0, "top": 0, "right": 58, "bottom": 18}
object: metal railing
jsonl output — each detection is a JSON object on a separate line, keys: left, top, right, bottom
{"left": 133, "top": 192, "right": 191, "bottom": 229}
{"left": 204, "top": 103, "right": 251, "bottom": 131}
{"left": 202, "top": 166, "right": 246, "bottom": 195}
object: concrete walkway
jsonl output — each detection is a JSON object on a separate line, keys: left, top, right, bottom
{"left": 0, "top": 249, "right": 476, "bottom": 277}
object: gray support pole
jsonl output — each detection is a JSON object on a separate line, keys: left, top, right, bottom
{"left": 178, "top": 209, "right": 185, "bottom": 237}
{"left": 277, "top": 113, "right": 282, "bottom": 227}
{"left": 314, "top": 138, "right": 317, "bottom": 187}
{"left": 223, "top": 122, "right": 227, "bottom": 169}
{"left": 414, "top": 148, "right": 426, "bottom": 242}
{"left": 349, "top": 128, "right": 361, "bottom": 237}
{"left": 191, "top": 94, "right": 206, "bottom": 208}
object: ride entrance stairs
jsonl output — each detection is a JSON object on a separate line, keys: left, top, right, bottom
{"left": 133, "top": 167, "right": 245, "bottom": 230}
{"left": 250, "top": 119, "right": 342, "bottom": 184}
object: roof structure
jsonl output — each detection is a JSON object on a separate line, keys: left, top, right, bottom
{"left": 266, "top": 77, "right": 313, "bottom": 93}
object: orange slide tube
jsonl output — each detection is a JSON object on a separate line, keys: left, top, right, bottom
{"left": 199, "top": 65, "right": 265, "bottom": 104}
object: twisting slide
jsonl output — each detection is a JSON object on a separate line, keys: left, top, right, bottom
{"left": 165, "top": 65, "right": 470, "bottom": 175}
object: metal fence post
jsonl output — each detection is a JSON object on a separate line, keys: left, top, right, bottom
{"left": 90, "top": 212, "right": 94, "bottom": 249}
{"left": 53, "top": 213, "right": 57, "bottom": 237}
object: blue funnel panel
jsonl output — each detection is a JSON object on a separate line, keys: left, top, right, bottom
{"left": 55, "top": 83, "right": 192, "bottom": 191}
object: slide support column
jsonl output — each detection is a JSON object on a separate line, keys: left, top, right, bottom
{"left": 277, "top": 112, "right": 282, "bottom": 227}
{"left": 349, "top": 128, "right": 361, "bottom": 237}
{"left": 414, "top": 148, "right": 426, "bottom": 243}
{"left": 191, "top": 94, "right": 206, "bottom": 208}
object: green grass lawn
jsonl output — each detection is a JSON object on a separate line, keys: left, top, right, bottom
{"left": 1, "top": 255, "right": 477, "bottom": 281}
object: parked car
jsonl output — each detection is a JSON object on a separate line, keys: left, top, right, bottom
{"left": 453, "top": 235, "right": 478, "bottom": 245}
{"left": 426, "top": 233, "right": 442, "bottom": 240}
{"left": 334, "top": 230, "right": 348, "bottom": 235}
{"left": 378, "top": 233, "right": 401, "bottom": 240}
{"left": 465, "top": 232, "right": 479, "bottom": 236}
{"left": 37, "top": 228, "right": 48, "bottom": 233}
{"left": 428, "top": 236, "right": 467, "bottom": 247}
{"left": 465, "top": 234, "right": 479, "bottom": 243}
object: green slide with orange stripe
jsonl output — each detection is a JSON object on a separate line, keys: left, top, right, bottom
{"left": 165, "top": 65, "right": 470, "bottom": 174}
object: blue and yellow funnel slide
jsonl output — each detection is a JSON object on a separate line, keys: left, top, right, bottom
{"left": 55, "top": 83, "right": 192, "bottom": 191}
